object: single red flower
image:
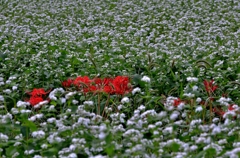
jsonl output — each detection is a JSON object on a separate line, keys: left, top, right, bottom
{"left": 73, "top": 76, "right": 92, "bottom": 87}
{"left": 92, "top": 77, "right": 114, "bottom": 94}
{"left": 62, "top": 79, "right": 74, "bottom": 87}
{"left": 203, "top": 80, "right": 217, "bottom": 94}
{"left": 28, "top": 96, "right": 44, "bottom": 106}
{"left": 212, "top": 107, "right": 225, "bottom": 117}
{"left": 112, "top": 76, "right": 132, "bottom": 95}
{"left": 28, "top": 88, "right": 49, "bottom": 98}
{"left": 103, "top": 85, "right": 114, "bottom": 94}
{"left": 173, "top": 98, "right": 183, "bottom": 107}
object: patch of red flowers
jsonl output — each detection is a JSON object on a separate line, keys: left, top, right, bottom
{"left": 62, "top": 76, "right": 132, "bottom": 95}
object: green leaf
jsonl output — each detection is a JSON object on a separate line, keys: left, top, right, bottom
{"left": 22, "top": 120, "right": 37, "bottom": 131}
{"left": 205, "top": 148, "right": 217, "bottom": 157}
{"left": 6, "top": 146, "right": 17, "bottom": 157}
{"left": 169, "top": 142, "right": 180, "bottom": 152}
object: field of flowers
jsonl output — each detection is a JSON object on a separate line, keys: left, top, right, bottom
{"left": 0, "top": 0, "right": 240, "bottom": 157}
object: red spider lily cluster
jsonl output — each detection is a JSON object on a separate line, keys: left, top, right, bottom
{"left": 26, "top": 88, "right": 50, "bottom": 107}
{"left": 25, "top": 76, "right": 131, "bottom": 108}
{"left": 62, "top": 76, "right": 132, "bottom": 95}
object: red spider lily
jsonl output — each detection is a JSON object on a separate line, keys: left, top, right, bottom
{"left": 173, "top": 98, "right": 183, "bottom": 107}
{"left": 26, "top": 88, "right": 51, "bottom": 108}
{"left": 203, "top": 80, "right": 217, "bottom": 95}
{"left": 112, "top": 76, "right": 132, "bottom": 95}
{"left": 92, "top": 78, "right": 114, "bottom": 94}
{"left": 28, "top": 88, "right": 50, "bottom": 98}
{"left": 62, "top": 79, "right": 74, "bottom": 88}
{"left": 28, "top": 96, "right": 44, "bottom": 106}
{"left": 73, "top": 76, "right": 92, "bottom": 87}
{"left": 212, "top": 107, "right": 225, "bottom": 117}
{"left": 103, "top": 85, "right": 114, "bottom": 94}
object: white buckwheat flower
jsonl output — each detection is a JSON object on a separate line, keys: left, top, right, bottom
{"left": 121, "top": 97, "right": 130, "bottom": 104}
{"left": 132, "top": 87, "right": 141, "bottom": 95}
{"left": 186, "top": 77, "right": 198, "bottom": 82}
{"left": 141, "top": 76, "right": 151, "bottom": 83}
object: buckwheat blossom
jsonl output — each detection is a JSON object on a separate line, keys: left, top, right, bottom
{"left": 138, "top": 105, "right": 145, "bottom": 111}
{"left": 189, "top": 145, "right": 198, "bottom": 151}
{"left": 13, "top": 142, "right": 21, "bottom": 146}
{"left": 195, "top": 106, "right": 203, "bottom": 112}
{"left": 11, "top": 152, "right": 20, "bottom": 158}
{"left": 211, "top": 126, "right": 221, "bottom": 135}
{"left": 47, "top": 117, "right": 56, "bottom": 123}
{"left": 0, "top": 133, "right": 8, "bottom": 142}
{"left": 72, "top": 99, "right": 78, "bottom": 105}
{"left": 217, "top": 97, "right": 232, "bottom": 106}
{"left": 48, "top": 105, "right": 55, "bottom": 111}
{"left": 187, "top": 77, "right": 198, "bottom": 82}
{"left": 192, "top": 85, "right": 198, "bottom": 91}
{"left": 41, "top": 144, "right": 48, "bottom": 149}
{"left": 183, "top": 93, "right": 195, "bottom": 98}
{"left": 24, "top": 149, "right": 35, "bottom": 155}
{"left": 2, "top": 113, "right": 12, "bottom": 123}
{"left": 9, "top": 76, "right": 17, "bottom": 80}
{"left": 17, "top": 101, "right": 30, "bottom": 108}
{"left": 12, "top": 85, "right": 18, "bottom": 91}
{"left": 158, "top": 111, "right": 167, "bottom": 119}
{"left": 218, "top": 139, "right": 227, "bottom": 145}
{"left": 83, "top": 101, "right": 94, "bottom": 106}
{"left": 196, "top": 97, "right": 202, "bottom": 103}
{"left": 190, "top": 119, "right": 202, "bottom": 127}
{"left": 61, "top": 97, "right": 66, "bottom": 104}
{"left": 11, "top": 108, "right": 19, "bottom": 115}
{"left": 117, "top": 104, "right": 123, "bottom": 110}
{"left": 68, "top": 153, "right": 78, "bottom": 158}
{"left": 15, "top": 134, "right": 23, "bottom": 140}
{"left": 132, "top": 87, "right": 141, "bottom": 95}
{"left": 65, "top": 91, "right": 77, "bottom": 99}
{"left": 29, "top": 114, "right": 44, "bottom": 122}
{"left": 32, "top": 130, "right": 45, "bottom": 139}
{"left": 170, "top": 111, "right": 180, "bottom": 120}
{"left": 33, "top": 155, "right": 42, "bottom": 158}
{"left": 162, "top": 127, "right": 173, "bottom": 134}
{"left": 49, "top": 88, "right": 65, "bottom": 101}
{"left": 223, "top": 111, "right": 236, "bottom": 119}
{"left": 195, "top": 136, "right": 211, "bottom": 144}
{"left": 0, "top": 95, "right": 4, "bottom": 102}
{"left": 89, "top": 155, "right": 107, "bottom": 158}
{"left": 47, "top": 133, "right": 65, "bottom": 144}
{"left": 141, "top": 76, "right": 151, "bottom": 83}
{"left": 33, "top": 100, "right": 49, "bottom": 109}
{"left": 121, "top": 97, "right": 130, "bottom": 104}
{"left": 3, "top": 89, "right": 11, "bottom": 94}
